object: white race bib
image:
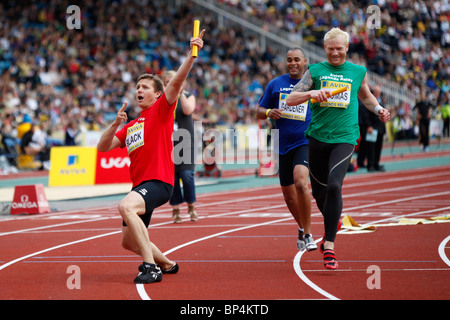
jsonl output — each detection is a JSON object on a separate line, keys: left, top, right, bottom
{"left": 126, "top": 122, "right": 144, "bottom": 153}
{"left": 319, "top": 80, "right": 351, "bottom": 108}
{"left": 279, "top": 93, "right": 308, "bottom": 121}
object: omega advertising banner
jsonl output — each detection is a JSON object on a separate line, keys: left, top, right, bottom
{"left": 95, "top": 147, "right": 131, "bottom": 184}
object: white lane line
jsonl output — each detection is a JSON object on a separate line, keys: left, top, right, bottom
{"left": 1, "top": 167, "right": 449, "bottom": 299}
{"left": 136, "top": 217, "right": 293, "bottom": 300}
{"left": 438, "top": 236, "right": 450, "bottom": 267}
{"left": 0, "top": 217, "right": 111, "bottom": 237}
{"left": 0, "top": 220, "right": 175, "bottom": 272}
{"left": 293, "top": 246, "right": 339, "bottom": 300}
{"left": 293, "top": 200, "right": 450, "bottom": 300}
{"left": 0, "top": 231, "right": 121, "bottom": 272}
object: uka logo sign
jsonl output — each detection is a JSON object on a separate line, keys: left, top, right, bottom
{"left": 100, "top": 157, "right": 130, "bottom": 169}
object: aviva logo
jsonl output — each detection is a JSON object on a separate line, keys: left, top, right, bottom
{"left": 67, "top": 155, "right": 79, "bottom": 166}
{"left": 49, "top": 147, "right": 97, "bottom": 186}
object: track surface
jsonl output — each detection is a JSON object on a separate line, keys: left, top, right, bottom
{"left": 1, "top": 163, "right": 449, "bottom": 302}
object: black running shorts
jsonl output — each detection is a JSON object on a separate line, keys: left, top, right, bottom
{"left": 122, "top": 180, "right": 173, "bottom": 228}
{"left": 278, "top": 144, "right": 309, "bottom": 186}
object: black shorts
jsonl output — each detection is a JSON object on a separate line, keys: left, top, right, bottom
{"left": 122, "top": 180, "right": 173, "bottom": 228}
{"left": 278, "top": 144, "right": 309, "bottom": 186}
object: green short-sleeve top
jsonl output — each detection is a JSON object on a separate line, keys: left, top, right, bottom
{"left": 306, "top": 61, "right": 366, "bottom": 145}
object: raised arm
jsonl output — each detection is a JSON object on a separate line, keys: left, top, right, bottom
{"left": 164, "top": 29, "right": 205, "bottom": 106}
{"left": 97, "top": 102, "right": 127, "bottom": 152}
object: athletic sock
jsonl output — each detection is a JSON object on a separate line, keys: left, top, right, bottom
{"left": 298, "top": 228, "right": 305, "bottom": 241}
{"left": 143, "top": 262, "right": 156, "bottom": 269}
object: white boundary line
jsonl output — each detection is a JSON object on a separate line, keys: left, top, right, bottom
{"left": 1, "top": 193, "right": 449, "bottom": 299}
{"left": 293, "top": 246, "right": 339, "bottom": 300}
{"left": 3, "top": 174, "right": 448, "bottom": 238}
{"left": 292, "top": 195, "right": 450, "bottom": 300}
{"left": 141, "top": 190, "right": 450, "bottom": 300}
{"left": 0, "top": 217, "right": 111, "bottom": 237}
{"left": 2, "top": 166, "right": 449, "bottom": 224}
{"left": 0, "top": 167, "right": 449, "bottom": 299}
{"left": 438, "top": 236, "right": 450, "bottom": 267}
{"left": 2, "top": 188, "right": 449, "bottom": 297}
{"left": 0, "top": 220, "right": 175, "bottom": 272}
{"left": 0, "top": 231, "right": 121, "bottom": 272}
{"left": 136, "top": 217, "right": 293, "bottom": 300}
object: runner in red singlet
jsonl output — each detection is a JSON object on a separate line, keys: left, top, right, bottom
{"left": 97, "top": 29, "right": 205, "bottom": 284}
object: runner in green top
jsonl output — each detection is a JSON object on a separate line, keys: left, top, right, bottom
{"left": 286, "top": 28, "right": 391, "bottom": 270}
{"left": 307, "top": 61, "right": 366, "bottom": 144}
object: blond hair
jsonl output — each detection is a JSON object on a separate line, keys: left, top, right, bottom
{"left": 163, "top": 70, "right": 176, "bottom": 80}
{"left": 324, "top": 28, "right": 349, "bottom": 44}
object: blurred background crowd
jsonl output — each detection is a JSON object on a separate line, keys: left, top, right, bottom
{"left": 0, "top": 0, "right": 449, "bottom": 171}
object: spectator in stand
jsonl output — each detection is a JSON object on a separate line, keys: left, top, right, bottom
{"left": 393, "top": 107, "right": 416, "bottom": 140}
{"left": 0, "top": 0, "right": 448, "bottom": 152}
{"left": 20, "top": 120, "right": 50, "bottom": 170}
{"left": 64, "top": 120, "right": 81, "bottom": 146}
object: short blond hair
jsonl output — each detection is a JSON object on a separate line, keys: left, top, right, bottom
{"left": 163, "top": 70, "right": 176, "bottom": 80}
{"left": 324, "top": 28, "right": 349, "bottom": 44}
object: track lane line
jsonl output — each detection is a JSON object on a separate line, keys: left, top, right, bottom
{"left": 2, "top": 166, "right": 448, "bottom": 224}
{"left": 294, "top": 196, "right": 450, "bottom": 300}
{"left": 0, "top": 231, "right": 121, "bottom": 272}
{"left": 0, "top": 217, "right": 111, "bottom": 237}
{"left": 138, "top": 189, "right": 450, "bottom": 300}
{"left": 293, "top": 246, "right": 339, "bottom": 300}
{"left": 2, "top": 166, "right": 449, "bottom": 299}
{"left": 137, "top": 216, "right": 293, "bottom": 300}
{"left": 0, "top": 220, "right": 175, "bottom": 272}
{"left": 438, "top": 236, "right": 450, "bottom": 267}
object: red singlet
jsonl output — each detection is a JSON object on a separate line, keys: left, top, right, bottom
{"left": 115, "top": 93, "right": 176, "bottom": 188}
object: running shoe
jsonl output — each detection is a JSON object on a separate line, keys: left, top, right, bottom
{"left": 189, "top": 209, "right": 199, "bottom": 222}
{"left": 323, "top": 249, "right": 338, "bottom": 270}
{"left": 304, "top": 234, "right": 317, "bottom": 252}
{"left": 297, "top": 230, "right": 306, "bottom": 251}
{"left": 139, "top": 262, "right": 179, "bottom": 274}
{"left": 134, "top": 263, "right": 162, "bottom": 284}
{"left": 161, "top": 262, "right": 179, "bottom": 274}
{"left": 173, "top": 209, "right": 182, "bottom": 223}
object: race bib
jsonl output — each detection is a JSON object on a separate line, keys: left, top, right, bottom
{"left": 319, "top": 80, "right": 351, "bottom": 108}
{"left": 126, "top": 122, "right": 144, "bottom": 153}
{"left": 279, "top": 93, "right": 308, "bottom": 121}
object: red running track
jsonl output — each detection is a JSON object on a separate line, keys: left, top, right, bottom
{"left": 0, "top": 165, "right": 449, "bottom": 301}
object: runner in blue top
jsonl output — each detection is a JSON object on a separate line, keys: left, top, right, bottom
{"left": 256, "top": 47, "right": 316, "bottom": 252}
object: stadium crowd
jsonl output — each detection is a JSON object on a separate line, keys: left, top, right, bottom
{"left": 223, "top": 0, "right": 449, "bottom": 114}
{"left": 0, "top": 0, "right": 449, "bottom": 170}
